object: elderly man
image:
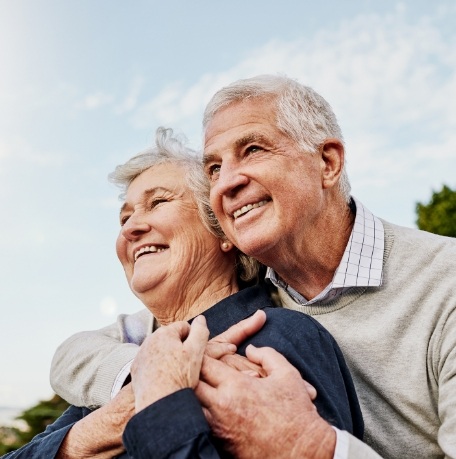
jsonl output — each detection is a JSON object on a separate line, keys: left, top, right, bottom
{"left": 197, "top": 75, "right": 456, "bottom": 458}
{"left": 50, "top": 75, "right": 456, "bottom": 459}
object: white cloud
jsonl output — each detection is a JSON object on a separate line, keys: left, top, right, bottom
{"left": 130, "top": 6, "right": 455, "bottom": 136}
{"left": 77, "top": 91, "right": 114, "bottom": 110}
{"left": 131, "top": 83, "right": 183, "bottom": 128}
{"left": 115, "top": 76, "right": 145, "bottom": 115}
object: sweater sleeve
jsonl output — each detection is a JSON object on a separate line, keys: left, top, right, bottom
{"left": 344, "top": 433, "right": 384, "bottom": 458}
{"left": 433, "top": 306, "right": 456, "bottom": 458}
{"left": 50, "top": 308, "right": 153, "bottom": 408}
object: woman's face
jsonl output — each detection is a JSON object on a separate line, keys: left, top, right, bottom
{"left": 116, "top": 163, "right": 226, "bottom": 308}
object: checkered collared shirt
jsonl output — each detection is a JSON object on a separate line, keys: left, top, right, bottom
{"left": 266, "top": 197, "right": 384, "bottom": 306}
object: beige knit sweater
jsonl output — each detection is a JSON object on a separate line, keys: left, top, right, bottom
{"left": 280, "top": 221, "right": 456, "bottom": 458}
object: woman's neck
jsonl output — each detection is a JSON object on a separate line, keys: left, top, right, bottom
{"left": 150, "top": 275, "right": 239, "bottom": 326}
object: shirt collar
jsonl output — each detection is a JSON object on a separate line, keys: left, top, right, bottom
{"left": 266, "top": 197, "right": 384, "bottom": 305}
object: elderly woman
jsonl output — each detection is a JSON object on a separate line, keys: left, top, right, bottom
{"left": 4, "top": 128, "right": 362, "bottom": 459}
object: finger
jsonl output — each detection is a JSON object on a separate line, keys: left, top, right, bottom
{"left": 304, "top": 381, "right": 317, "bottom": 400}
{"left": 205, "top": 341, "right": 237, "bottom": 359}
{"left": 185, "top": 315, "right": 210, "bottom": 358}
{"left": 159, "top": 320, "right": 192, "bottom": 342}
{"left": 210, "top": 310, "right": 266, "bottom": 347}
{"left": 194, "top": 379, "right": 218, "bottom": 409}
{"left": 245, "top": 344, "right": 297, "bottom": 376}
{"left": 201, "top": 405, "right": 215, "bottom": 426}
{"left": 200, "top": 354, "right": 241, "bottom": 387}
{"left": 220, "top": 353, "right": 267, "bottom": 377}
{"left": 244, "top": 345, "right": 316, "bottom": 396}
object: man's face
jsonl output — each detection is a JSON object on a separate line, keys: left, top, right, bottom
{"left": 203, "top": 97, "right": 327, "bottom": 263}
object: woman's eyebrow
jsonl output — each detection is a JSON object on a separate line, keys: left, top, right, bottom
{"left": 119, "top": 186, "right": 172, "bottom": 215}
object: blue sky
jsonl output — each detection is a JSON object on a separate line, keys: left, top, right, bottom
{"left": 1, "top": 0, "right": 455, "bottom": 417}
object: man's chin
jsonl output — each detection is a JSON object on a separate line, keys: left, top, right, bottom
{"left": 234, "top": 233, "right": 275, "bottom": 262}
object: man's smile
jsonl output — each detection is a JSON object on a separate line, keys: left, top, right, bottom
{"left": 232, "top": 199, "right": 270, "bottom": 219}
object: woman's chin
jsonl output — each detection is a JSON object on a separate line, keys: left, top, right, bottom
{"left": 130, "top": 276, "right": 164, "bottom": 299}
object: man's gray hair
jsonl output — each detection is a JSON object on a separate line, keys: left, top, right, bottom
{"left": 109, "top": 126, "right": 259, "bottom": 282}
{"left": 203, "top": 74, "right": 351, "bottom": 201}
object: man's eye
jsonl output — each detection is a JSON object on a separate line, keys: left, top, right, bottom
{"left": 120, "top": 215, "right": 130, "bottom": 226}
{"left": 208, "top": 164, "right": 221, "bottom": 178}
{"left": 246, "top": 145, "right": 262, "bottom": 154}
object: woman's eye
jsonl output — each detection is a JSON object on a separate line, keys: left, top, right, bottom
{"left": 150, "top": 198, "right": 168, "bottom": 209}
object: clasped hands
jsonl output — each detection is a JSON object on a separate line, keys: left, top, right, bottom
{"left": 130, "top": 311, "right": 329, "bottom": 459}
{"left": 60, "top": 312, "right": 328, "bottom": 459}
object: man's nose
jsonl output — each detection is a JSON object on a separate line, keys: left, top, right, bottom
{"left": 214, "top": 161, "right": 249, "bottom": 197}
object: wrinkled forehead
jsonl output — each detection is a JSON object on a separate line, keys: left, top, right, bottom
{"left": 204, "top": 97, "right": 277, "bottom": 135}
{"left": 203, "top": 97, "right": 280, "bottom": 155}
{"left": 126, "top": 164, "right": 188, "bottom": 199}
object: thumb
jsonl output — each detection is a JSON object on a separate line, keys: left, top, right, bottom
{"left": 245, "top": 344, "right": 291, "bottom": 375}
{"left": 246, "top": 345, "right": 317, "bottom": 399}
{"left": 185, "top": 315, "right": 210, "bottom": 357}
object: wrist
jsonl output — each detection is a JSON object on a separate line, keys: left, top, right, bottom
{"left": 293, "top": 418, "right": 336, "bottom": 458}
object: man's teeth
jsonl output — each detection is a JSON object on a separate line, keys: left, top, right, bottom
{"left": 135, "top": 245, "right": 166, "bottom": 261}
{"left": 233, "top": 200, "right": 269, "bottom": 219}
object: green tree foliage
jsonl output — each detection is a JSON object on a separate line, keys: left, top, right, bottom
{"left": 0, "top": 394, "right": 70, "bottom": 454}
{"left": 416, "top": 185, "right": 456, "bottom": 237}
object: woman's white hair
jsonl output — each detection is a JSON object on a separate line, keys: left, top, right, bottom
{"left": 109, "top": 126, "right": 259, "bottom": 282}
{"left": 203, "top": 74, "right": 351, "bottom": 201}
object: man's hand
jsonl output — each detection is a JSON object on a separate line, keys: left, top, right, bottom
{"left": 196, "top": 344, "right": 335, "bottom": 459}
{"left": 205, "top": 309, "right": 267, "bottom": 359}
{"left": 57, "top": 384, "right": 135, "bottom": 459}
{"left": 131, "top": 315, "right": 209, "bottom": 412}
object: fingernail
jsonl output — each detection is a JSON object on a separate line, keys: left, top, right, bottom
{"left": 195, "top": 315, "right": 206, "bottom": 324}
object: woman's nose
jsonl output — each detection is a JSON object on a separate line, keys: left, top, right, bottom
{"left": 121, "top": 212, "right": 151, "bottom": 241}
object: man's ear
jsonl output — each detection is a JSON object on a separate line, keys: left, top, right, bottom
{"left": 320, "top": 139, "right": 344, "bottom": 190}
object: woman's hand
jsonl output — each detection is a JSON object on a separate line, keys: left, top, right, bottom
{"left": 131, "top": 315, "right": 210, "bottom": 412}
{"left": 57, "top": 384, "right": 135, "bottom": 459}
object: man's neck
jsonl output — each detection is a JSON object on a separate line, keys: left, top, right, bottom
{"left": 269, "top": 200, "right": 355, "bottom": 301}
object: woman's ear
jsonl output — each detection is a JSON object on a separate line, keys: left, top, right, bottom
{"left": 220, "top": 240, "right": 234, "bottom": 252}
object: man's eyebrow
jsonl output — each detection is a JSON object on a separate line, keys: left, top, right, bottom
{"left": 234, "top": 133, "right": 269, "bottom": 149}
{"left": 202, "top": 153, "right": 217, "bottom": 167}
{"left": 203, "top": 133, "right": 271, "bottom": 166}
{"left": 119, "top": 202, "right": 130, "bottom": 216}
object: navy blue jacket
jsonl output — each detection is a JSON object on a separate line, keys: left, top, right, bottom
{"left": 3, "top": 285, "right": 363, "bottom": 458}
